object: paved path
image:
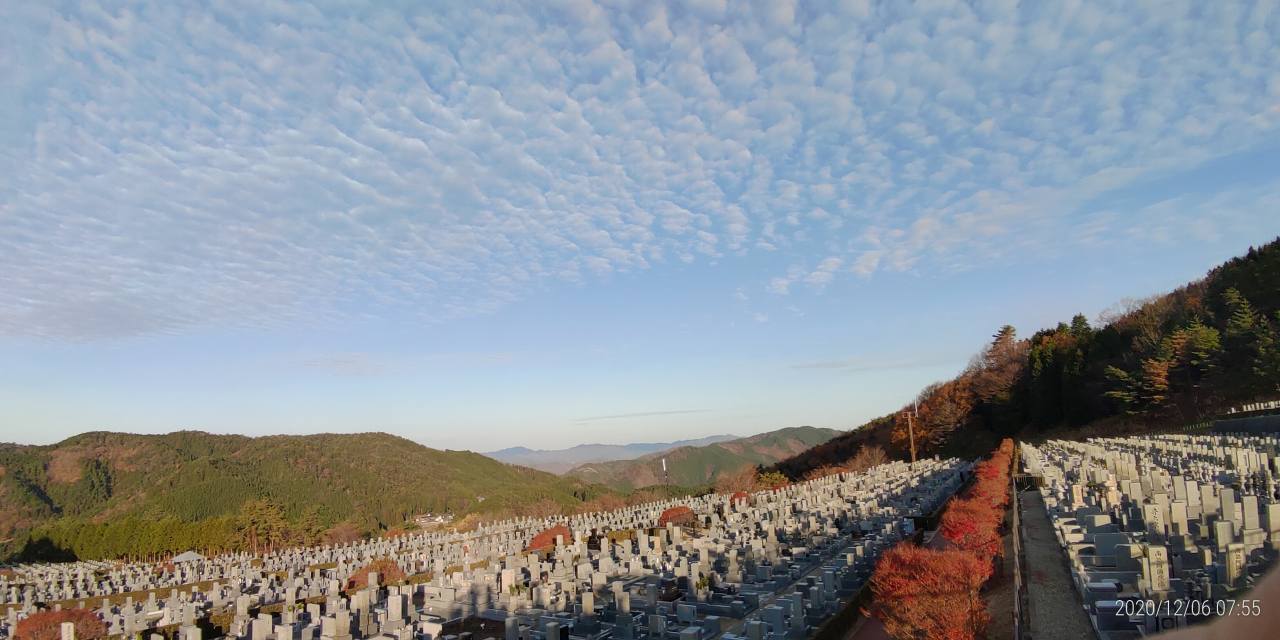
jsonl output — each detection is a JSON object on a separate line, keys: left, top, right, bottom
{"left": 1020, "top": 489, "right": 1094, "bottom": 640}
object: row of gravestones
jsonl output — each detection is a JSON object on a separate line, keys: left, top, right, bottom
{"left": 3, "top": 457, "right": 970, "bottom": 640}
{"left": 1022, "top": 433, "right": 1280, "bottom": 638}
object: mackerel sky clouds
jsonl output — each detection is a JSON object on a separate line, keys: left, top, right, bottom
{"left": 2, "top": 1, "right": 1278, "bottom": 447}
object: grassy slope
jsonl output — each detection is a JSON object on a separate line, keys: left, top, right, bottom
{"left": 565, "top": 426, "right": 841, "bottom": 490}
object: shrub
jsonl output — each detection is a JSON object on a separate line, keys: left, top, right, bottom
{"left": 525, "top": 524, "right": 572, "bottom": 553}
{"left": 756, "top": 471, "right": 790, "bottom": 490}
{"left": 657, "top": 506, "right": 698, "bottom": 528}
{"left": 15, "top": 609, "right": 107, "bottom": 640}
{"left": 866, "top": 544, "right": 990, "bottom": 640}
{"left": 346, "top": 558, "right": 406, "bottom": 591}
{"left": 939, "top": 497, "right": 1002, "bottom": 561}
{"left": 866, "top": 440, "right": 1013, "bottom": 639}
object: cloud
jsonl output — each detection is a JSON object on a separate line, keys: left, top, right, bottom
{"left": 297, "top": 353, "right": 390, "bottom": 376}
{"left": 293, "top": 349, "right": 517, "bottom": 375}
{"left": 574, "top": 408, "right": 712, "bottom": 423}
{"left": 1, "top": 0, "right": 1277, "bottom": 339}
{"left": 803, "top": 257, "right": 843, "bottom": 288}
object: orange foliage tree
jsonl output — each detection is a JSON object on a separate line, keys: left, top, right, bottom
{"left": 383, "top": 526, "right": 411, "bottom": 539}
{"left": 893, "top": 378, "right": 977, "bottom": 454}
{"left": 714, "top": 465, "right": 760, "bottom": 493}
{"left": 801, "top": 465, "right": 843, "bottom": 481}
{"left": 323, "top": 521, "right": 364, "bottom": 545}
{"left": 939, "top": 439, "right": 1013, "bottom": 562}
{"left": 846, "top": 445, "right": 889, "bottom": 473}
{"left": 939, "top": 497, "right": 1002, "bottom": 561}
{"left": 866, "top": 543, "right": 991, "bottom": 640}
{"left": 867, "top": 440, "right": 1013, "bottom": 639}
{"left": 15, "top": 609, "right": 108, "bottom": 640}
{"left": 346, "top": 558, "right": 406, "bottom": 591}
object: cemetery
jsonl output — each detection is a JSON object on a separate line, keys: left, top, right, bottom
{"left": 1, "top": 458, "right": 968, "bottom": 640}
{"left": 1021, "top": 433, "right": 1280, "bottom": 638}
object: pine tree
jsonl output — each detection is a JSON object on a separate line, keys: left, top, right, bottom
{"left": 1104, "top": 365, "right": 1138, "bottom": 412}
{"left": 1255, "top": 312, "right": 1280, "bottom": 394}
{"left": 1223, "top": 288, "right": 1259, "bottom": 339}
{"left": 1070, "top": 313, "right": 1091, "bottom": 336}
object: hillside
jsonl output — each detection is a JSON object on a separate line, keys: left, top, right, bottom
{"left": 485, "top": 434, "right": 739, "bottom": 473}
{"left": 772, "top": 237, "right": 1280, "bottom": 480}
{"left": 565, "top": 426, "right": 841, "bottom": 490}
{"left": 0, "top": 431, "right": 608, "bottom": 561}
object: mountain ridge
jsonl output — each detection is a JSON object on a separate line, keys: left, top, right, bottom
{"left": 565, "top": 426, "right": 841, "bottom": 490}
{"left": 483, "top": 434, "right": 740, "bottom": 473}
{"left": 0, "top": 430, "right": 611, "bottom": 561}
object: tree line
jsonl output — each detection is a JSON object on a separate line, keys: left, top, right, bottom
{"left": 893, "top": 239, "right": 1280, "bottom": 455}
{"left": 770, "top": 237, "right": 1280, "bottom": 479}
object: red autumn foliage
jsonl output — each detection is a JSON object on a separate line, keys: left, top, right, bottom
{"left": 975, "top": 460, "right": 1004, "bottom": 479}
{"left": 525, "top": 524, "right": 572, "bottom": 553}
{"left": 866, "top": 440, "right": 1013, "bottom": 640}
{"left": 938, "top": 439, "right": 1013, "bottom": 563}
{"left": 729, "top": 491, "right": 751, "bottom": 505}
{"left": 346, "top": 558, "right": 406, "bottom": 591}
{"left": 866, "top": 543, "right": 991, "bottom": 640}
{"left": 940, "top": 497, "right": 1002, "bottom": 561}
{"left": 15, "top": 609, "right": 108, "bottom": 640}
{"left": 657, "top": 506, "right": 698, "bottom": 528}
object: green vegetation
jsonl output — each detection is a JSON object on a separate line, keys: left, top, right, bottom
{"left": 564, "top": 426, "right": 839, "bottom": 490}
{"left": 774, "top": 237, "right": 1280, "bottom": 479}
{"left": 0, "top": 431, "right": 612, "bottom": 562}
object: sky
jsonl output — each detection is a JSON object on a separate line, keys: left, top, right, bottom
{"left": 1, "top": 0, "right": 1279, "bottom": 451}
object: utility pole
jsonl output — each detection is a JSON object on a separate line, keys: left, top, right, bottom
{"left": 905, "top": 403, "right": 918, "bottom": 464}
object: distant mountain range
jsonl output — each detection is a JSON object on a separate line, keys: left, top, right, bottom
{"left": 484, "top": 434, "right": 739, "bottom": 473}
{"left": 565, "top": 426, "right": 842, "bottom": 490}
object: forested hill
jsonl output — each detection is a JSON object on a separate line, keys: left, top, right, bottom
{"left": 0, "top": 431, "right": 610, "bottom": 561}
{"left": 564, "top": 426, "right": 840, "bottom": 490}
{"left": 773, "top": 237, "right": 1280, "bottom": 479}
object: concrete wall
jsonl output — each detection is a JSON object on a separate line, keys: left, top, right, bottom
{"left": 1212, "top": 414, "right": 1280, "bottom": 434}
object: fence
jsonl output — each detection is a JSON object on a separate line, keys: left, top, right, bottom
{"left": 1011, "top": 445, "right": 1030, "bottom": 640}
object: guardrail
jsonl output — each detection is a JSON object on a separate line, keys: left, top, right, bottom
{"left": 1012, "top": 447, "right": 1028, "bottom": 640}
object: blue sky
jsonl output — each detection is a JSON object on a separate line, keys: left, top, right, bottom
{"left": 1, "top": 0, "right": 1278, "bottom": 450}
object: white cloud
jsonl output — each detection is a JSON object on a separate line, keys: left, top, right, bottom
{"left": 1, "top": 0, "right": 1277, "bottom": 339}
{"left": 804, "top": 257, "right": 844, "bottom": 288}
